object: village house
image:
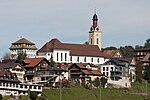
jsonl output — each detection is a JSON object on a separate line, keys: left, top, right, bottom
{"left": 68, "top": 63, "right": 102, "bottom": 85}
{"left": 0, "top": 71, "right": 42, "bottom": 96}
{"left": 100, "top": 58, "right": 133, "bottom": 88}
{"left": 0, "top": 59, "right": 26, "bottom": 82}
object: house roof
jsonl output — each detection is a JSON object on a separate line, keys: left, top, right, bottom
{"left": 104, "top": 58, "right": 127, "bottom": 66}
{"left": 91, "top": 70, "right": 102, "bottom": 75}
{"left": 0, "top": 60, "right": 23, "bottom": 70}
{"left": 9, "top": 38, "right": 37, "bottom": 50}
{"left": 38, "top": 38, "right": 105, "bottom": 57}
{"left": 82, "top": 70, "right": 91, "bottom": 75}
{"left": 142, "top": 54, "right": 150, "bottom": 62}
{"left": 134, "top": 47, "right": 150, "bottom": 52}
{"left": 12, "top": 38, "right": 35, "bottom": 45}
{"left": 103, "top": 50, "right": 122, "bottom": 58}
{"left": 23, "top": 58, "right": 49, "bottom": 68}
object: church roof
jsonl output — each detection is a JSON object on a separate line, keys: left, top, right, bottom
{"left": 38, "top": 38, "right": 105, "bottom": 57}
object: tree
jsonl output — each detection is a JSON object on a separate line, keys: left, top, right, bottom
{"left": 49, "top": 55, "right": 56, "bottom": 67}
{"left": 135, "top": 61, "right": 144, "bottom": 83}
{"left": 100, "top": 77, "right": 107, "bottom": 88}
{"left": 103, "top": 46, "right": 117, "bottom": 50}
{"left": 144, "top": 58, "right": 150, "bottom": 83}
{"left": 119, "top": 46, "right": 134, "bottom": 58}
{"left": 92, "top": 77, "right": 100, "bottom": 88}
{"left": 30, "top": 91, "right": 37, "bottom": 100}
{"left": 84, "top": 41, "right": 89, "bottom": 45}
{"left": 0, "top": 94, "right": 2, "bottom": 100}
{"left": 17, "top": 51, "right": 27, "bottom": 63}
{"left": 2, "top": 52, "right": 11, "bottom": 60}
{"left": 144, "top": 38, "right": 150, "bottom": 48}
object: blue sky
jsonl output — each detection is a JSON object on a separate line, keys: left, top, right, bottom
{"left": 0, "top": 0, "right": 150, "bottom": 57}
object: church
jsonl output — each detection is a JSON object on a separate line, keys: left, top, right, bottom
{"left": 37, "top": 13, "right": 107, "bottom": 65}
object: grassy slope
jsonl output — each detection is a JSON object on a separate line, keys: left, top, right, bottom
{"left": 43, "top": 86, "right": 145, "bottom": 100}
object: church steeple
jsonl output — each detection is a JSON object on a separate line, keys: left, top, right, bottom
{"left": 88, "top": 13, "right": 102, "bottom": 50}
{"left": 92, "top": 14, "right": 98, "bottom": 28}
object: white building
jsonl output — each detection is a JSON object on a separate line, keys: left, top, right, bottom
{"left": 0, "top": 71, "right": 42, "bottom": 96}
{"left": 100, "top": 58, "right": 131, "bottom": 88}
{"left": 37, "top": 38, "right": 107, "bottom": 65}
{"left": 9, "top": 38, "right": 37, "bottom": 58}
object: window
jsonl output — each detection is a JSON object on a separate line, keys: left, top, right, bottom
{"left": 77, "top": 57, "right": 79, "bottom": 62}
{"left": 97, "top": 58, "right": 99, "bottom": 63}
{"left": 106, "top": 67, "right": 109, "bottom": 71}
{"left": 61, "top": 53, "right": 63, "bottom": 61}
{"left": 84, "top": 57, "right": 86, "bottom": 62}
{"left": 103, "top": 67, "right": 105, "bottom": 71}
{"left": 103, "top": 72, "right": 105, "bottom": 75}
{"left": 96, "top": 38, "right": 99, "bottom": 44}
{"left": 70, "top": 56, "right": 72, "bottom": 61}
{"left": 65, "top": 53, "right": 67, "bottom": 61}
{"left": 106, "top": 72, "right": 109, "bottom": 76}
{"left": 111, "top": 67, "right": 113, "bottom": 71}
{"left": 57, "top": 53, "right": 59, "bottom": 61}
{"left": 91, "top": 58, "right": 93, "bottom": 62}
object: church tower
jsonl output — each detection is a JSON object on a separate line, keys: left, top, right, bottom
{"left": 88, "top": 13, "right": 102, "bottom": 50}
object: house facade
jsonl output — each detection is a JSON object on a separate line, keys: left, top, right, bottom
{"left": 134, "top": 47, "right": 150, "bottom": 62}
{"left": 100, "top": 58, "right": 131, "bottom": 88}
{"left": 68, "top": 63, "right": 102, "bottom": 85}
{"left": 0, "top": 71, "right": 42, "bottom": 96}
{"left": 0, "top": 59, "right": 26, "bottom": 82}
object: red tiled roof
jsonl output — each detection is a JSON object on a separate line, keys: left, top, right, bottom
{"left": 91, "top": 70, "right": 102, "bottom": 75}
{"left": 38, "top": 38, "right": 105, "bottom": 57}
{"left": 82, "top": 70, "right": 91, "bottom": 75}
{"left": 23, "top": 58, "right": 46, "bottom": 68}
{"left": 12, "top": 38, "right": 35, "bottom": 45}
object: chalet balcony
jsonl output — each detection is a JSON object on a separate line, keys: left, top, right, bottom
{"left": 26, "top": 71, "right": 34, "bottom": 76}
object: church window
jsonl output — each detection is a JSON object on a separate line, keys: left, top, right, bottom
{"left": 65, "top": 53, "right": 67, "bottom": 61}
{"left": 97, "top": 58, "right": 99, "bottom": 63}
{"left": 84, "top": 57, "right": 86, "bottom": 62}
{"left": 57, "top": 53, "right": 59, "bottom": 61}
{"left": 91, "top": 58, "right": 93, "bottom": 62}
{"left": 91, "top": 38, "right": 92, "bottom": 44}
{"left": 61, "top": 53, "right": 63, "bottom": 61}
{"left": 96, "top": 38, "right": 99, "bottom": 44}
{"left": 77, "top": 57, "right": 79, "bottom": 62}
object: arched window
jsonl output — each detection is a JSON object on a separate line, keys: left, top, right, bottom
{"left": 96, "top": 38, "right": 99, "bottom": 44}
{"left": 91, "top": 38, "right": 92, "bottom": 44}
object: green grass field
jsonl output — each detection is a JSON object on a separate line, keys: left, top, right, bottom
{"left": 43, "top": 86, "right": 146, "bottom": 100}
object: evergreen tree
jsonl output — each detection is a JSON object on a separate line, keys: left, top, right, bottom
{"left": 100, "top": 77, "right": 107, "bottom": 88}
{"left": 17, "top": 51, "right": 27, "bottom": 63}
{"left": 144, "top": 38, "right": 150, "bottom": 48}
{"left": 49, "top": 55, "right": 56, "bottom": 67}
